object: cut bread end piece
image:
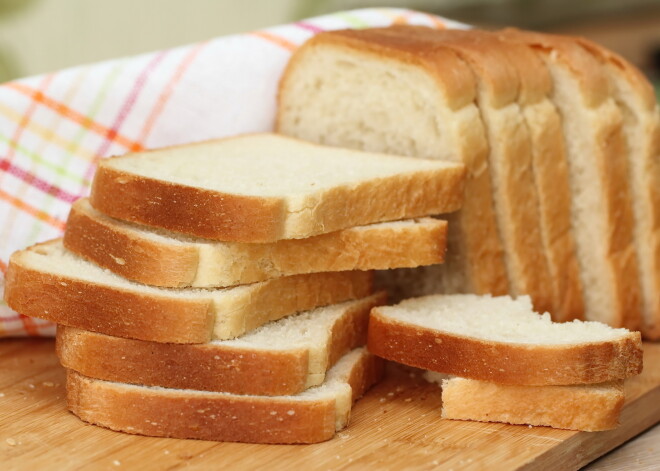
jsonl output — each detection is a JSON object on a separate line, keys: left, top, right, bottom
{"left": 57, "top": 293, "right": 386, "bottom": 395}
{"left": 89, "top": 133, "right": 465, "bottom": 242}
{"left": 64, "top": 198, "right": 448, "bottom": 288}
{"left": 5, "top": 239, "right": 372, "bottom": 343}
{"left": 368, "top": 294, "right": 642, "bottom": 385}
{"left": 425, "top": 372, "right": 624, "bottom": 432}
{"left": 66, "top": 347, "right": 383, "bottom": 444}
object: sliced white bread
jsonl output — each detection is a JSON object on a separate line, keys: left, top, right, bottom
{"left": 496, "top": 32, "right": 584, "bottom": 321}
{"left": 368, "top": 294, "right": 642, "bottom": 385}
{"left": 64, "top": 198, "right": 448, "bottom": 288}
{"left": 57, "top": 293, "right": 385, "bottom": 395}
{"left": 376, "top": 27, "right": 553, "bottom": 312}
{"left": 66, "top": 347, "right": 382, "bottom": 444}
{"left": 499, "top": 29, "right": 641, "bottom": 330}
{"left": 575, "top": 38, "right": 660, "bottom": 339}
{"left": 89, "top": 133, "right": 465, "bottom": 243}
{"left": 4, "top": 240, "right": 372, "bottom": 343}
{"left": 277, "top": 27, "right": 508, "bottom": 297}
{"left": 424, "top": 372, "right": 624, "bottom": 432}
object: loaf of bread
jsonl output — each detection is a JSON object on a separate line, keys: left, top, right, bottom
{"left": 5, "top": 239, "right": 372, "bottom": 343}
{"left": 368, "top": 294, "right": 642, "bottom": 385}
{"left": 66, "top": 347, "right": 382, "bottom": 444}
{"left": 58, "top": 293, "right": 385, "bottom": 395}
{"left": 64, "top": 199, "right": 447, "bottom": 288}
{"left": 89, "top": 133, "right": 465, "bottom": 243}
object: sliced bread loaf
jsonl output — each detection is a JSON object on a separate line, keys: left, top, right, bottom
{"left": 66, "top": 347, "right": 382, "bottom": 444}
{"left": 499, "top": 29, "right": 641, "bottom": 330}
{"left": 64, "top": 198, "right": 447, "bottom": 288}
{"left": 57, "top": 293, "right": 385, "bottom": 395}
{"left": 368, "top": 294, "right": 642, "bottom": 385}
{"left": 495, "top": 32, "right": 584, "bottom": 321}
{"left": 575, "top": 38, "right": 660, "bottom": 339}
{"left": 89, "top": 133, "right": 465, "bottom": 243}
{"left": 277, "top": 26, "right": 508, "bottom": 297}
{"left": 4, "top": 240, "right": 371, "bottom": 343}
{"left": 425, "top": 372, "right": 624, "bottom": 432}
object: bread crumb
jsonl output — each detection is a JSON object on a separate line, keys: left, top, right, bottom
{"left": 121, "top": 356, "right": 126, "bottom": 360}
{"left": 286, "top": 410, "right": 295, "bottom": 416}
{"left": 42, "top": 382, "right": 54, "bottom": 387}
{"left": 113, "top": 460, "right": 121, "bottom": 466}
{"left": 0, "top": 393, "right": 5, "bottom": 397}
{"left": 270, "top": 411, "right": 277, "bottom": 415}
{"left": 164, "top": 450, "right": 170, "bottom": 455}
{"left": 6, "top": 438, "right": 17, "bottom": 446}
{"left": 404, "top": 398, "right": 412, "bottom": 402}
{"left": 214, "top": 355, "right": 220, "bottom": 360}
{"left": 387, "top": 392, "right": 394, "bottom": 397}
{"left": 379, "top": 398, "right": 386, "bottom": 403}
{"left": 28, "top": 384, "right": 35, "bottom": 390}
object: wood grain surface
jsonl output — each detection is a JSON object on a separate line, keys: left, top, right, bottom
{"left": 1, "top": 339, "right": 658, "bottom": 471}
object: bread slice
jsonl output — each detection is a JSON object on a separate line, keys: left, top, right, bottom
{"left": 499, "top": 29, "right": 641, "bottom": 330}
{"left": 425, "top": 372, "right": 624, "bottom": 432}
{"left": 368, "top": 294, "right": 642, "bottom": 385}
{"left": 575, "top": 38, "right": 660, "bottom": 339}
{"left": 66, "top": 347, "right": 382, "bottom": 444}
{"left": 4, "top": 240, "right": 372, "bottom": 343}
{"left": 57, "top": 293, "right": 385, "bottom": 395}
{"left": 63, "top": 198, "right": 448, "bottom": 288}
{"left": 371, "top": 27, "right": 553, "bottom": 312}
{"left": 277, "top": 27, "right": 508, "bottom": 297}
{"left": 495, "top": 32, "right": 584, "bottom": 321}
{"left": 89, "top": 133, "right": 465, "bottom": 243}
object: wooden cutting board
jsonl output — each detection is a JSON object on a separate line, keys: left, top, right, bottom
{"left": 1, "top": 339, "right": 659, "bottom": 471}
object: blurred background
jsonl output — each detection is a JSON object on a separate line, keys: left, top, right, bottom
{"left": 0, "top": 0, "right": 658, "bottom": 96}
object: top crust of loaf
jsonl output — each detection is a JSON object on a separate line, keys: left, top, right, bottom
{"left": 90, "top": 133, "right": 465, "bottom": 242}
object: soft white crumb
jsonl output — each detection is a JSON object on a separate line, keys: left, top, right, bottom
{"left": 286, "top": 410, "right": 295, "bottom": 416}
{"left": 6, "top": 438, "right": 17, "bottom": 446}
{"left": 113, "top": 460, "right": 121, "bottom": 466}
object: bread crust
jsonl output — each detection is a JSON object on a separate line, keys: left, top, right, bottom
{"left": 441, "top": 378, "right": 624, "bottom": 431}
{"left": 56, "top": 293, "right": 386, "bottom": 395}
{"left": 500, "top": 29, "right": 642, "bottom": 330}
{"left": 64, "top": 199, "right": 448, "bottom": 288}
{"left": 367, "top": 309, "right": 643, "bottom": 385}
{"left": 4, "top": 241, "right": 373, "bottom": 343}
{"left": 278, "top": 27, "right": 509, "bottom": 296}
{"left": 89, "top": 134, "right": 465, "bottom": 243}
{"left": 65, "top": 350, "right": 383, "bottom": 444}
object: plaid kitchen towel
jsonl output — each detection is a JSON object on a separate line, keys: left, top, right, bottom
{"left": 0, "top": 8, "right": 467, "bottom": 337}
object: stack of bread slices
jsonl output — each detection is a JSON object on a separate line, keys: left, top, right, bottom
{"left": 278, "top": 26, "right": 660, "bottom": 339}
{"left": 368, "top": 294, "right": 643, "bottom": 431}
{"left": 4, "top": 133, "right": 466, "bottom": 443}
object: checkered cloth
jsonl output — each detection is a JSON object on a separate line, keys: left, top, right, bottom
{"left": 0, "top": 8, "right": 467, "bottom": 337}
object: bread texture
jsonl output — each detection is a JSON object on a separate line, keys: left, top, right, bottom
{"left": 368, "top": 294, "right": 642, "bottom": 385}
{"left": 57, "top": 293, "right": 385, "bottom": 395}
{"left": 4, "top": 240, "right": 372, "bottom": 343}
{"left": 429, "top": 373, "right": 624, "bottom": 432}
{"left": 277, "top": 26, "right": 508, "bottom": 298}
{"left": 66, "top": 347, "right": 383, "bottom": 444}
{"left": 575, "top": 38, "right": 660, "bottom": 339}
{"left": 89, "top": 133, "right": 465, "bottom": 243}
{"left": 64, "top": 198, "right": 448, "bottom": 288}
{"left": 499, "top": 29, "right": 641, "bottom": 330}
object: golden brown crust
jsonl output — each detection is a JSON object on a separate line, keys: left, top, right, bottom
{"left": 367, "top": 309, "right": 643, "bottom": 386}
{"left": 441, "top": 378, "right": 624, "bottom": 431}
{"left": 56, "top": 293, "right": 386, "bottom": 395}
{"left": 279, "top": 27, "right": 509, "bottom": 296}
{"left": 64, "top": 199, "right": 448, "bottom": 288}
{"left": 89, "top": 134, "right": 465, "bottom": 243}
{"left": 4, "top": 241, "right": 373, "bottom": 344}
{"left": 65, "top": 351, "right": 383, "bottom": 444}
{"left": 4, "top": 248, "right": 215, "bottom": 344}
{"left": 90, "top": 162, "right": 285, "bottom": 242}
